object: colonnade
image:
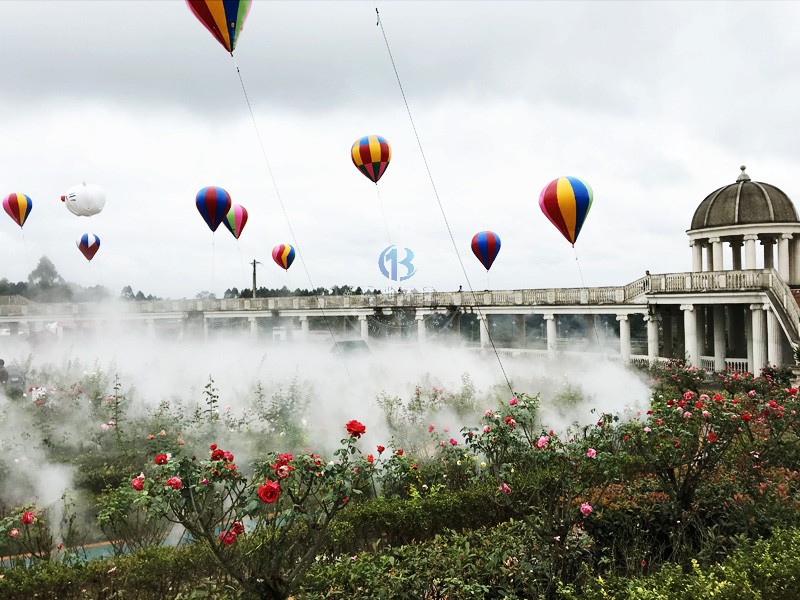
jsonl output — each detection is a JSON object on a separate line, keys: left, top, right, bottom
{"left": 690, "top": 233, "right": 800, "bottom": 283}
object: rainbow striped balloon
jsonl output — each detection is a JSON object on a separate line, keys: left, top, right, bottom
{"left": 272, "top": 244, "right": 295, "bottom": 271}
{"left": 351, "top": 135, "right": 392, "bottom": 184}
{"left": 77, "top": 233, "right": 101, "bottom": 261}
{"left": 196, "top": 186, "right": 232, "bottom": 232}
{"left": 539, "top": 176, "right": 593, "bottom": 246}
{"left": 3, "top": 193, "right": 32, "bottom": 228}
{"left": 186, "top": 0, "right": 252, "bottom": 54}
{"left": 222, "top": 204, "right": 248, "bottom": 239}
{"left": 471, "top": 231, "right": 501, "bottom": 271}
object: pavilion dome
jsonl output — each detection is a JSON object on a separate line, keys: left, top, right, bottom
{"left": 690, "top": 166, "right": 798, "bottom": 230}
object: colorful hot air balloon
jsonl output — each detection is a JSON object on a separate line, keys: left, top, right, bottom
{"left": 196, "top": 186, "right": 232, "bottom": 232}
{"left": 539, "top": 176, "right": 593, "bottom": 246}
{"left": 77, "top": 233, "right": 101, "bottom": 261}
{"left": 186, "top": 0, "right": 252, "bottom": 55}
{"left": 351, "top": 135, "right": 392, "bottom": 184}
{"left": 471, "top": 231, "right": 501, "bottom": 271}
{"left": 61, "top": 183, "right": 106, "bottom": 217}
{"left": 222, "top": 204, "right": 248, "bottom": 239}
{"left": 3, "top": 193, "right": 32, "bottom": 228}
{"left": 272, "top": 244, "right": 295, "bottom": 270}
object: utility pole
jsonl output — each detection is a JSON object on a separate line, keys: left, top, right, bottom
{"left": 251, "top": 260, "right": 261, "bottom": 299}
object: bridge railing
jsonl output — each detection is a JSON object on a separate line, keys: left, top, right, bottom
{"left": 0, "top": 269, "right": 785, "bottom": 318}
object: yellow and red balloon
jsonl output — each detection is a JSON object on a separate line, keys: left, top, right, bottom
{"left": 539, "top": 176, "right": 593, "bottom": 246}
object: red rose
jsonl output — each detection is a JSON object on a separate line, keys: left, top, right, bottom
{"left": 211, "top": 449, "right": 225, "bottom": 461}
{"left": 396, "top": 449, "right": 404, "bottom": 456}
{"left": 165, "top": 476, "right": 182, "bottom": 490}
{"left": 366, "top": 454, "right": 374, "bottom": 463}
{"left": 346, "top": 420, "right": 366, "bottom": 438}
{"left": 708, "top": 432, "right": 718, "bottom": 443}
{"left": 209, "top": 443, "right": 218, "bottom": 450}
{"left": 257, "top": 479, "right": 281, "bottom": 504}
{"left": 742, "top": 413, "right": 752, "bottom": 422}
{"left": 21, "top": 511, "right": 35, "bottom": 525}
{"left": 377, "top": 445, "right": 385, "bottom": 454}
{"left": 231, "top": 521, "right": 245, "bottom": 535}
{"left": 219, "top": 530, "right": 237, "bottom": 546}
{"left": 131, "top": 476, "right": 145, "bottom": 491}
{"left": 154, "top": 453, "right": 168, "bottom": 465}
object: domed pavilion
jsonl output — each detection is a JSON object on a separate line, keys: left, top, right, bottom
{"left": 687, "top": 166, "right": 800, "bottom": 283}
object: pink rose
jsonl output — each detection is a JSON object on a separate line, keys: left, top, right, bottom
{"left": 586, "top": 448, "right": 597, "bottom": 458}
{"left": 536, "top": 436, "right": 549, "bottom": 449}
{"left": 580, "top": 502, "right": 593, "bottom": 516}
{"left": 8, "top": 528, "right": 19, "bottom": 539}
{"left": 509, "top": 397, "right": 518, "bottom": 406}
{"left": 498, "top": 482, "right": 511, "bottom": 494}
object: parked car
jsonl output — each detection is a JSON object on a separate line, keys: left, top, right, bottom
{"left": 5, "top": 366, "right": 25, "bottom": 396}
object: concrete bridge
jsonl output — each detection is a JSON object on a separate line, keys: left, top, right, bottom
{"left": 1, "top": 269, "right": 798, "bottom": 373}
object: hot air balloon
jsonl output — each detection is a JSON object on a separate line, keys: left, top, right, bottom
{"left": 471, "top": 231, "right": 501, "bottom": 271}
{"left": 3, "top": 193, "right": 32, "bottom": 228}
{"left": 222, "top": 204, "right": 248, "bottom": 239}
{"left": 196, "top": 186, "right": 232, "bottom": 232}
{"left": 539, "top": 176, "right": 593, "bottom": 246}
{"left": 61, "top": 183, "right": 106, "bottom": 217}
{"left": 351, "top": 135, "right": 391, "bottom": 184}
{"left": 272, "top": 244, "right": 295, "bottom": 270}
{"left": 186, "top": 0, "right": 252, "bottom": 54}
{"left": 77, "top": 234, "right": 101, "bottom": 261}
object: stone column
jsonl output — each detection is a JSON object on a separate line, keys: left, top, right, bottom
{"left": 691, "top": 240, "right": 703, "bottom": 272}
{"left": 478, "top": 314, "right": 490, "bottom": 349}
{"left": 750, "top": 304, "right": 766, "bottom": 374}
{"left": 299, "top": 316, "right": 310, "bottom": 342}
{"left": 203, "top": 318, "right": 209, "bottom": 341}
{"left": 617, "top": 315, "right": 631, "bottom": 361}
{"left": 516, "top": 314, "right": 526, "bottom": 348}
{"left": 544, "top": 314, "right": 557, "bottom": 358}
{"left": 779, "top": 234, "right": 792, "bottom": 281}
{"left": 284, "top": 317, "right": 293, "bottom": 342}
{"left": 147, "top": 318, "right": 155, "bottom": 338}
{"left": 744, "top": 234, "right": 758, "bottom": 269}
{"left": 713, "top": 306, "right": 726, "bottom": 372}
{"left": 710, "top": 237, "right": 723, "bottom": 271}
{"left": 663, "top": 310, "right": 673, "bottom": 357}
{"left": 745, "top": 309, "right": 753, "bottom": 373}
{"left": 704, "top": 244, "right": 713, "bottom": 272}
{"left": 416, "top": 313, "right": 426, "bottom": 345}
{"left": 697, "top": 306, "right": 707, "bottom": 356}
{"left": 681, "top": 304, "right": 699, "bottom": 366}
{"left": 359, "top": 315, "right": 369, "bottom": 341}
{"left": 730, "top": 240, "right": 743, "bottom": 270}
{"left": 763, "top": 237, "right": 775, "bottom": 270}
{"left": 249, "top": 316, "right": 258, "bottom": 339}
{"left": 725, "top": 306, "right": 735, "bottom": 355}
{"left": 645, "top": 315, "right": 659, "bottom": 364}
{"left": 792, "top": 238, "right": 800, "bottom": 285}
{"left": 766, "top": 305, "right": 782, "bottom": 366}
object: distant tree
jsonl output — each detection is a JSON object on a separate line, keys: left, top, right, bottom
{"left": 120, "top": 285, "right": 135, "bottom": 300}
{"left": 196, "top": 291, "right": 217, "bottom": 300}
{"left": 224, "top": 287, "right": 240, "bottom": 299}
{"left": 27, "top": 256, "right": 72, "bottom": 302}
{"left": 0, "top": 278, "right": 28, "bottom": 297}
{"left": 135, "top": 291, "right": 146, "bottom": 301}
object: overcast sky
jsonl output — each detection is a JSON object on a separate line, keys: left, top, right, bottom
{"left": 1, "top": 1, "right": 799, "bottom": 299}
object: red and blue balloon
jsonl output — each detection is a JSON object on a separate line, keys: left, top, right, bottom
{"left": 196, "top": 186, "right": 232, "bottom": 232}
{"left": 77, "top": 233, "right": 101, "bottom": 261}
{"left": 471, "top": 231, "right": 501, "bottom": 271}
